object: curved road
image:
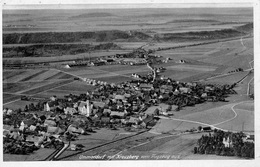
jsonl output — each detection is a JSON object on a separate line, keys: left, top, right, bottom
{"left": 152, "top": 101, "right": 252, "bottom": 134}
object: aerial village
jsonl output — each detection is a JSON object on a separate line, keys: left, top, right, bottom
{"left": 3, "top": 48, "right": 249, "bottom": 157}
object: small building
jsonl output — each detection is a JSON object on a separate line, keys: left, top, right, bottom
{"left": 101, "top": 117, "right": 110, "bottom": 124}
{"left": 64, "top": 107, "right": 78, "bottom": 115}
{"left": 202, "top": 126, "right": 212, "bottom": 132}
{"left": 91, "top": 61, "right": 106, "bottom": 66}
{"left": 140, "top": 84, "right": 153, "bottom": 91}
{"left": 110, "top": 111, "right": 125, "bottom": 118}
{"left": 223, "top": 136, "right": 233, "bottom": 148}
{"left": 142, "top": 115, "right": 154, "bottom": 127}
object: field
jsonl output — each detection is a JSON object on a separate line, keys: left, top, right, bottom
{"left": 3, "top": 50, "right": 131, "bottom": 64}
{"left": 111, "top": 133, "right": 209, "bottom": 160}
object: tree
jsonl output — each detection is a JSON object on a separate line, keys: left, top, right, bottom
{"left": 233, "top": 146, "right": 242, "bottom": 157}
{"left": 154, "top": 108, "right": 160, "bottom": 115}
{"left": 24, "top": 105, "right": 29, "bottom": 112}
{"left": 17, "top": 108, "right": 22, "bottom": 114}
{"left": 166, "top": 105, "right": 172, "bottom": 112}
{"left": 29, "top": 103, "right": 35, "bottom": 111}
{"left": 197, "top": 126, "right": 202, "bottom": 131}
{"left": 194, "top": 147, "right": 198, "bottom": 154}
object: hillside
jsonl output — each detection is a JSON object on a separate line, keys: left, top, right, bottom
{"left": 3, "top": 30, "right": 152, "bottom": 44}
{"left": 69, "top": 12, "right": 115, "bottom": 19}
{"left": 235, "top": 23, "right": 253, "bottom": 34}
{"left": 3, "top": 23, "right": 252, "bottom": 45}
{"left": 154, "top": 29, "right": 246, "bottom": 42}
{"left": 3, "top": 43, "right": 121, "bottom": 58}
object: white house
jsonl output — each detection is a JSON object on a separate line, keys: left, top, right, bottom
{"left": 44, "top": 103, "right": 50, "bottom": 112}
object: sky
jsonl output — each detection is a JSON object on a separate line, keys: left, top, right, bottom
{"left": 2, "top": 0, "right": 254, "bottom": 10}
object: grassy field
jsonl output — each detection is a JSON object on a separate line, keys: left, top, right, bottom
{"left": 3, "top": 69, "right": 43, "bottom": 83}
{"left": 117, "top": 133, "right": 206, "bottom": 160}
{"left": 22, "top": 80, "right": 74, "bottom": 95}
{"left": 3, "top": 50, "right": 131, "bottom": 64}
{"left": 203, "top": 71, "right": 249, "bottom": 84}
{"left": 155, "top": 37, "right": 253, "bottom": 71}
{"left": 3, "top": 93, "right": 20, "bottom": 104}
{"left": 180, "top": 103, "right": 236, "bottom": 125}
{"left": 3, "top": 100, "right": 39, "bottom": 110}
{"left": 55, "top": 81, "right": 97, "bottom": 92}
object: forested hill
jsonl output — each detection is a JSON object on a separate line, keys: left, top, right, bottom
{"left": 3, "top": 23, "right": 253, "bottom": 44}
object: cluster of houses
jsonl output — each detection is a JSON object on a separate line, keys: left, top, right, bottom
{"left": 3, "top": 50, "right": 239, "bottom": 155}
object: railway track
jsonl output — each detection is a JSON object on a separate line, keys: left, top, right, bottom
{"left": 53, "top": 129, "right": 149, "bottom": 161}
{"left": 43, "top": 142, "right": 70, "bottom": 161}
{"left": 42, "top": 144, "right": 65, "bottom": 161}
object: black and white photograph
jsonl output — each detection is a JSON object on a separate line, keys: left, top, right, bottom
{"left": 1, "top": 0, "right": 259, "bottom": 165}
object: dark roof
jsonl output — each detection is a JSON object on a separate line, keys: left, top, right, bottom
{"left": 143, "top": 115, "right": 153, "bottom": 124}
{"left": 140, "top": 84, "right": 153, "bottom": 88}
{"left": 202, "top": 127, "right": 212, "bottom": 131}
{"left": 101, "top": 117, "right": 110, "bottom": 123}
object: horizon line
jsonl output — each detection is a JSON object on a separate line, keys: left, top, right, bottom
{"left": 2, "top": 3, "right": 253, "bottom": 10}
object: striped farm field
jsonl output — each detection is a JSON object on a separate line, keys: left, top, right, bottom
{"left": 44, "top": 71, "right": 73, "bottom": 80}
{"left": 3, "top": 70, "right": 27, "bottom": 81}
{"left": 27, "top": 69, "right": 61, "bottom": 81}
{"left": 3, "top": 81, "right": 50, "bottom": 93}
{"left": 3, "top": 69, "right": 43, "bottom": 83}
{"left": 3, "top": 93, "right": 20, "bottom": 104}
{"left": 19, "top": 70, "right": 49, "bottom": 82}
{"left": 21, "top": 79, "right": 75, "bottom": 95}
{"left": 55, "top": 81, "right": 97, "bottom": 92}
